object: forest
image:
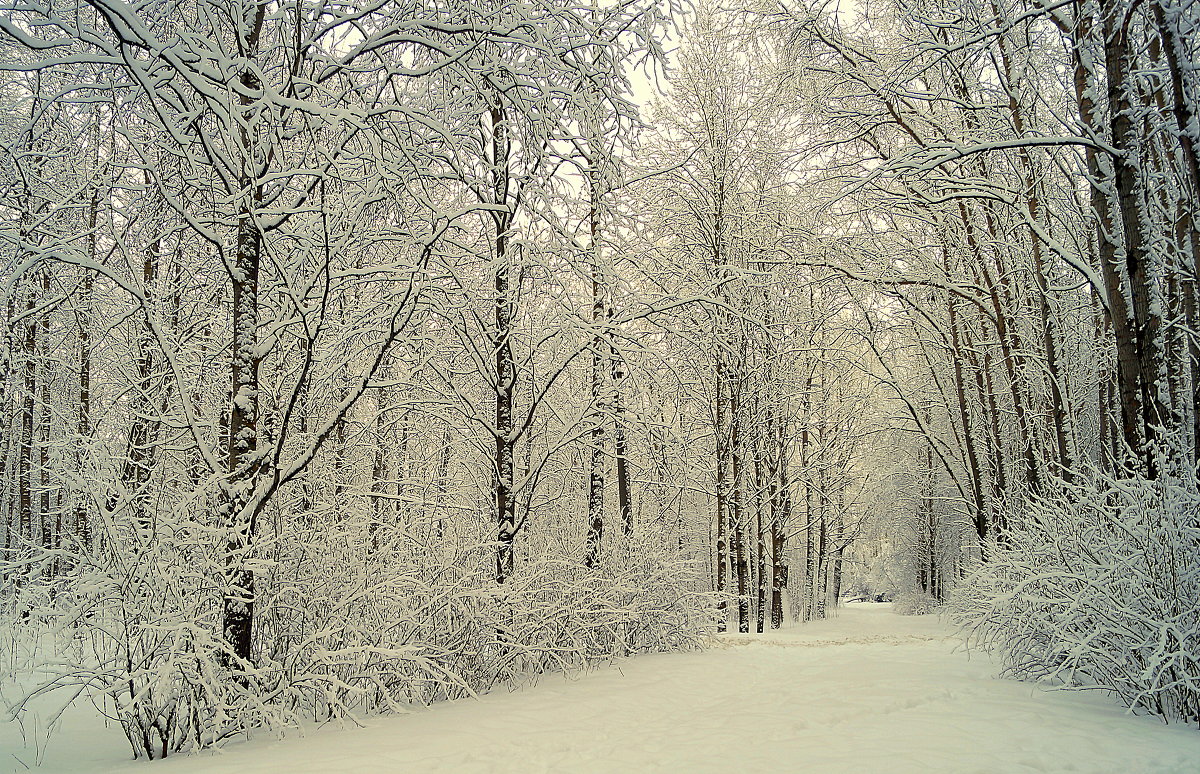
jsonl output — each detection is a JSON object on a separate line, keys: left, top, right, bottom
{"left": 1, "top": 0, "right": 1198, "bottom": 763}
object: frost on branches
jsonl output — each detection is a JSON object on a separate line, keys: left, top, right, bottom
{"left": 0, "top": 0, "right": 707, "bottom": 760}
{"left": 3, "top": 0, "right": 1200, "bottom": 764}
{"left": 954, "top": 473, "right": 1200, "bottom": 727}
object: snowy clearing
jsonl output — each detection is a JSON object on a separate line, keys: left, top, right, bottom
{"left": 4, "top": 603, "right": 1198, "bottom": 774}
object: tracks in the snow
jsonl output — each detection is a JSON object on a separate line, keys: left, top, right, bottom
{"left": 713, "top": 633, "right": 949, "bottom": 649}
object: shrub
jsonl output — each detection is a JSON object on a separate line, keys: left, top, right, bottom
{"left": 952, "top": 475, "right": 1200, "bottom": 726}
{"left": 892, "top": 590, "right": 939, "bottom": 616}
{"left": 2, "top": 508, "right": 710, "bottom": 759}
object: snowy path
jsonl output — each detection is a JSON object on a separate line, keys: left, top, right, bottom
{"left": 6, "top": 604, "right": 1200, "bottom": 773}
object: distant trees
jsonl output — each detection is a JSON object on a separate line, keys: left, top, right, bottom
{"left": 777, "top": 0, "right": 1200, "bottom": 724}
{"left": 633, "top": 2, "right": 882, "bottom": 631}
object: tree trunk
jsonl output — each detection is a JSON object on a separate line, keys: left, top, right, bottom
{"left": 771, "top": 409, "right": 789, "bottom": 629}
{"left": 1103, "top": 0, "right": 1169, "bottom": 477}
{"left": 945, "top": 250, "right": 988, "bottom": 541}
{"left": 490, "top": 102, "right": 517, "bottom": 584}
{"left": 221, "top": 193, "right": 263, "bottom": 666}
{"left": 612, "top": 350, "right": 632, "bottom": 539}
{"left": 730, "top": 375, "right": 748, "bottom": 633}
{"left": 221, "top": 29, "right": 268, "bottom": 663}
{"left": 714, "top": 352, "right": 730, "bottom": 631}
{"left": 585, "top": 165, "right": 605, "bottom": 570}
{"left": 755, "top": 413, "right": 769, "bottom": 634}
{"left": 37, "top": 269, "right": 52, "bottom": 559}
{"left": 18, "top": 284, "right": 35, "bottom": 550}
{"left": 76, "top": 190, "right": 96, "bottom": 552}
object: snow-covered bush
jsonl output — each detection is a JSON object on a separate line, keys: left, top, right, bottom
{"left": 2, "top": 505, "right": 281, "bottom": 758}
{"left": 2, "top": 504, "right": 710, "bottom": 759}
{"left": 891, "top": 590, "right": 939, "bottom": 616}
{"left": 952, "top": 476, "right": 1200, "bottom": 726}
{"left": 256, "top": 511, "right": 711, "bottom": 712}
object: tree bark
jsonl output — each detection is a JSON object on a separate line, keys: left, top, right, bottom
{"left": 490, "top": 102, "right": 517, "bottom": 584}
{"left": 221, "top": 16, "right": 268, "bottom": 664}
{"left": 586, "top": 165, "right": 605, "bottom": 570}
{"left": 1104, "top": 0, "right": 1169, "bottom": 477}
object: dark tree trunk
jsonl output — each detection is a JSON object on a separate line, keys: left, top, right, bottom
{"left": 586, "top": 166, "right": 605, "bottom": 570}
{"left": 1068, "top": 7, "right": 1143, "bottom": 474}
{"left": 612, "top": 351, "right": 632, "bottom": 539}
{"left": 370, "top": 388, "right": 389, "bottom": 553}
{"left": 755, "top": 417, "right": 768, "bottom": 634}
{"left": 76, "top": 190, "right": 96, "bottom": 552}
{"left": 221, "top": 198, "right": 263, "bottom": 667}
{"left": 37, "top": 269, "right": 52, "bottom": 558}
{"left": 18, "top": 285, "right": 35, "bottom": 548}
{"left": 1104, "top": 0, "right": 1169, "bottom": 477}
{"left": 945, "top": 253, "right": 988, "bottom": 541}
{"left": 490, "top": 102, "right": 517, "bottom": 584}
{"left": 221, "top": 26, "right": 268, "bottom": 663}
{"left": 714, "top": 357, "right": 729, "bottom": 631}
{"left": 730, "top": 378, "right": 748, "bottom": 633}
{"left": 771, "top": 409, "right": 789, "bottom": 629}
{"left": 960, "top": 205, "right": 1041, "bottom": 496}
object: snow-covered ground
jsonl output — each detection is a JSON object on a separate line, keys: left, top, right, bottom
{"left": 5, "top": 604, "right": 1199, "bottom": 773}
